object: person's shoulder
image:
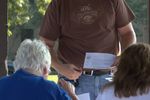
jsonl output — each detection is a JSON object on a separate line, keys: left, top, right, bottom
{"left": 96, "top": 85, "right": 115, "bottom": 100}
{"left": 49, "top": 0, "right": 61, "bottom": 4}
{"left": 0, "top": 75, "right": 14, "bottom": 87}
{"left": 100, "top": 83, "right": 115, "bottom": 98}
{"left": 41, "top": 79, "right": 71, "bottom": 100}
{"left": 40, "top": 79, "right": 65, "bottom": 94}
{"left": 102, "top": 85, "right": 114, "bottom": 92}
{"left": 0, "top": 75, "right": 9, "bottom": 80}
{"left": 110, "top": 0, "right": 123, "bottom": 2}
{"left": 39, "top": 78, "right": 58, "bottom": 89}
{"left": 109, "top": 0, "right": 123, "bottom": 5}
{"left": 0, "top": 75, "right": 11, "bottom": 83}
{"left": 39, "top": 79, "right": 61, "bottom": 95}
{"left": 101, "top": 82, "right": 114, "bottom": 93}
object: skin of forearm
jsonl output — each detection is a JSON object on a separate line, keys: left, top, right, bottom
{"left": 120, "top": 31, "right": 136, "bottom": 51}
{"left": 50, "top": 49, "right": 64, "bottom": 73}
{"left": 70, "top": 94, "right": 78, "bottom": 100}
{"left": 40, "top": 37, "right": 63, "bottom": 73}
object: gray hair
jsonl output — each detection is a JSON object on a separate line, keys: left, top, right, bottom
{"left": 13, "top": 39, "right": 51, "bottom": 71}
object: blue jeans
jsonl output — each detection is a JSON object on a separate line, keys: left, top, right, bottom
{"left": 75, "top": 74, "right": 110, "bottom": 100}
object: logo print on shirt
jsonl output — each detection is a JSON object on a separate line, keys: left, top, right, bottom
{"left": 72, "top": 5, "right": 98, "bottom": 25}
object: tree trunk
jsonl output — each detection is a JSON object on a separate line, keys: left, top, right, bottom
{"left": 149, "top": 0, "right": 150, "bottom": 43}
{"left": 0, "top": 0, "right": 8, "bottom": 77}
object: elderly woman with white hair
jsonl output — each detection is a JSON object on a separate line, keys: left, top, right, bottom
{"left": 0, "top": 39, "right": 77, "bottom": 100}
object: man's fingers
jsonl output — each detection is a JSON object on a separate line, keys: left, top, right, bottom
{"left": 110, "top": 66, "right": 117, "bottom": 75}
{"left": 73, "top": 67, "right": 82, "bottom": 72}
{"left": 59, "top": 79, "right": 67, "bottom": 86}
{"left": 74, "top": 68, "right": 82, "bottom": 72}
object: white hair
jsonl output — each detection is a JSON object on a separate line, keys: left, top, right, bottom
{"left": 13, "top": 39, "right": 51, "bottom": 72}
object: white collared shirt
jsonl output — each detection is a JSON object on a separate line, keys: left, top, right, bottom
{"left": 96, "top": 86, "right": 150, "bottom": 100}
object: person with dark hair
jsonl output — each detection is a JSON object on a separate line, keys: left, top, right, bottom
{"left": 39, "top": 0, "right": 137, "bottom": 100}
{"left": 96, "top": 43, "right": 150, "bottom": 100}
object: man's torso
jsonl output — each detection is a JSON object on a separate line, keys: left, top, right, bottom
{"left": 57, "top": 0, "right": 119, "bottom": 67}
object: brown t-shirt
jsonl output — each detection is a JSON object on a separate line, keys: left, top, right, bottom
{"left": 39, "top": 0, "right": 135, "bottom": 67}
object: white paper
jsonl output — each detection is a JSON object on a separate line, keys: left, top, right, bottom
{"left": 105, "top": 77, "right": 113, "bottom": 82}
{"left": 83, "top": 53, "right": 116, "bottom": 69}
{"left": 77, "top": 93, "right": 90, "bottom": 100}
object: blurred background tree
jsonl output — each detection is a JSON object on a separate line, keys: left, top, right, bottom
{"left": 126, "top": 0, "right": 148, "bottom": 37}
{"left": 8, "top": 0, "right": 51, "bottom": 36}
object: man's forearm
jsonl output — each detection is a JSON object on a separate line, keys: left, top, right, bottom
{"left": 50, "top": 49, "right": 64, "bottom": 73}
{"left": 118, "top": 23, "right": 137, "bottom": 52}
{"left": 40, "top": 37, "right": 63, "bottom": 73}
{"left": 72, "top": 95, "right": 78, "bottom": 100}
{"left": 70, "top": 94, "right": 78, "bottom": 100}
{"left": 120, "top": 31, "right": 136, "bottom": 51}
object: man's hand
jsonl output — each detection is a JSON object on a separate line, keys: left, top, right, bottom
{"left": 58, "top": 64, "right": 82, "bottom": 80}
{"left": 112, "top": 55, "right": 120, "bottom": 67}
{"left": 59, "top": 79, "right": 78, "bottom": 100}
{"left": 110, "top": 56, "right": 120, "bottom": 75}
{"left": 118, "top": 22, "right": 136, "bottom": 51}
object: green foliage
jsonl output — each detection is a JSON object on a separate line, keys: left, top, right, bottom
{"left": 36, "top": 0, "right": 52, "bottom": 15}
{"left": 8, "top": 0, "right": 51, "bottom": 36}
{"left": 126, "top": 0, "right": 148, "bottom": 36}
{"left": 8, "top": 0, "right": 28, "bottom": 36}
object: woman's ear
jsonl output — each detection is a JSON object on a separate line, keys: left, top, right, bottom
{"left": 42, "top": 67, "right": 49, "bottom": 77}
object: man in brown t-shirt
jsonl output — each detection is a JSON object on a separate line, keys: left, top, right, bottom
{"left": 39, "top": 0, "right": 136, "bottom": 100}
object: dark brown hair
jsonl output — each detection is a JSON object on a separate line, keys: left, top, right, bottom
{"left": 113, "top": 43, "right": 150, "bottom": 98}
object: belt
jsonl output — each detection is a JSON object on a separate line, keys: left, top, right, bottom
{"left": 82, "top": 69, "right": 110, "bottom": 76}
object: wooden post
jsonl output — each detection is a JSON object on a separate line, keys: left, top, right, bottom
{"left": 149, "top": 0, "right": 150, "bottom": 43}
{"left": 0, "top": 0, "right": 8, "bottom": 77}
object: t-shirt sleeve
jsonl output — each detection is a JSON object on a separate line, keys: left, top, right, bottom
{"left": 39, "top": 0, "right": 61, "bottom": 41}
{"left": 113, "top": 0, "right": 135, "bottom": 28}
